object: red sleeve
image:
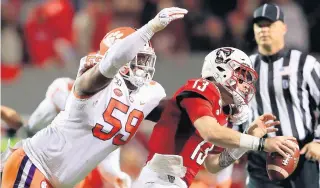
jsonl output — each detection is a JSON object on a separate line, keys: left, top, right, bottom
{"left": 180, "top": 97, "right": 214, "bottom": 123}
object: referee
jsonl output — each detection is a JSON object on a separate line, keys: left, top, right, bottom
{"left": 246, "top": 3, "right": 320, "bottom": 188}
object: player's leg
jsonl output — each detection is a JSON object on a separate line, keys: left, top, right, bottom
{"left": 216, "top": 164, "right": 233, "bottom": 188}
{"left": 1, "top": 148, "right": 52, "bottom": 188}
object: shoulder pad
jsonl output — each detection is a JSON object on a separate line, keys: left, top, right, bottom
{"left": 145, "top": 81, "right": 166, "bottom": 101}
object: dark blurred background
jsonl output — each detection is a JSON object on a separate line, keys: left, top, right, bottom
{"left": 2, "top": 0, "right": 320, "bottom": 82}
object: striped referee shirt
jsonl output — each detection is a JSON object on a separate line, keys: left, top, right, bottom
{"left": 249, "top": 48, "right": 320, "bottom": 142}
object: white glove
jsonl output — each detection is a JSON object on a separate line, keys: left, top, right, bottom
{"left": 114, "top": 171, "right": 132, "bottom": 188}
{"left": 147, "top": 7, "right": 188, "bottom": 33}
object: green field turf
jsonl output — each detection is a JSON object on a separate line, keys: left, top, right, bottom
{"left": 1, "top": 137, "right": 21, "bottom": 152}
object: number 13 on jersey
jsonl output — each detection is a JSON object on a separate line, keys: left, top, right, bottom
{"left": 191, "top": 141, "right": 214, "bottom": 165}
{"left": 192, "top": 79, "right": 209, "bottom": 92}
{"left": 92, "top": 98, "right": 144, "bottom": 146}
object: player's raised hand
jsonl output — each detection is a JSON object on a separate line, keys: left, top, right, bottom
{"left": 247, "top": 113, "right": 280, "bottom": 138}
{"left": 148, "top": 7, "right": 188, "bottom": 33}
{"left": 264, "top": 136, "right": 297, "bottom": 158}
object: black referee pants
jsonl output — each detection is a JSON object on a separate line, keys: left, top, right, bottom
{"left": 246, "top": 156, "right": 319, "bottom": 188}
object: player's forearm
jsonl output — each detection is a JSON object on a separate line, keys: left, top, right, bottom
{"left": 195, "top": 116, "right": 240, "bottom": 148}
{"left": 205, "top": 147, "right": 248, "bottom": 174}
{"left": 210, "top": 124, "right": 241, "bottom": 148}
{"left": 205, "top": 152, "right": 235, "bottom": 174}
{"left": 195, "top": 116, "right": 264, "bottom": 151}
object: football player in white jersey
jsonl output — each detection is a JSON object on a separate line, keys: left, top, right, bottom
{"left": 28, "top": 77, "right": 132, "bottom": 188}
{"left": 1, "top": 77, "right": 132, "bottom": 188}
{"left": 1, "top": 7, "right": 188, "bottom": 188}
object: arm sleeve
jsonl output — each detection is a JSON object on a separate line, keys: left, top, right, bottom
{"left": 180, "top": 97, "right": 214, "bottom": 123}
{"left": 27, "top": 98, "right": 58, "bottom": 132}
{"left": 98, "top": 25, "right": 154, "bottom": 78}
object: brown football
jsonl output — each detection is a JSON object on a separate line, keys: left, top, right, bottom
{"left": 266, "top": 139, "right": 300, "bottom": 181}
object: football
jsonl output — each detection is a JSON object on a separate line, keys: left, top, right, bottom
{"left": 266, "top": 139, "right": 300, "bottom": 181}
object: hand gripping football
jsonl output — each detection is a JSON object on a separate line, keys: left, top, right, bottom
{"left": 266, "top": 139, "right": 300, "bottom": 181}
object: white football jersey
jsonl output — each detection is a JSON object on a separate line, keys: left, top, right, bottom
{"left": 23, "top": 73, "right": 165, "bottom": 187}
{"left": 27, "top": 77, "right": 74, "bottom": 132}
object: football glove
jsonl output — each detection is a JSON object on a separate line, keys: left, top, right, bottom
{"left": 148, "top": 7, "right": 188, "bottom": 33}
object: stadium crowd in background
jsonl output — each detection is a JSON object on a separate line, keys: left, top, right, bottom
{"left": 1, "top": 0, "right": 320, "bottom": 83}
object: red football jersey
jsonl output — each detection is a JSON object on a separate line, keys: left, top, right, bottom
{"left": 147, "top": 78, "right": 229, "bottom": 186}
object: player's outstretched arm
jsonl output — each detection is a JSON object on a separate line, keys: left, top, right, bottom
{"left": 195, "top": 116, "right": 297, "bottom": 157}
{"left": 204, "top": 113, "right": 281, "bottom": 173}
{"left": 180, "top": 97, "right": 296, "bottom": 157}
{"left": 74, "top": 7, "right": 188, "bottom": 97}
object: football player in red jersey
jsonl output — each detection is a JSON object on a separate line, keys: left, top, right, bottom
{"left": 133, "top": 47, "right": 297, "bottom": 188}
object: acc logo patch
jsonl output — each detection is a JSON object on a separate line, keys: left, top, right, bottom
{"left": 113, "top": 88, "right": 123, "bottom": 97}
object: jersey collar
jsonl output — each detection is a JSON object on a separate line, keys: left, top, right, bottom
{"left": 258, "top": 48, "right": 289, "bottom": 63}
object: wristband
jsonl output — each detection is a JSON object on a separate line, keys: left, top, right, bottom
{"left": 258, "top": 138, "right": 265, "bottom": 151}
{"left": 239, "top": 133, "right": 260, "bottom": 151}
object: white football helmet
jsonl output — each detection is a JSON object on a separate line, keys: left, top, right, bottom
{"left": 99, "top": 27, "right": 156, "bottom": 88}
{"left": 202, "top": 47, "right": 258, "bottom": 104}
{"left": 202, "top": 47, "right": 257, "bottom": 125}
